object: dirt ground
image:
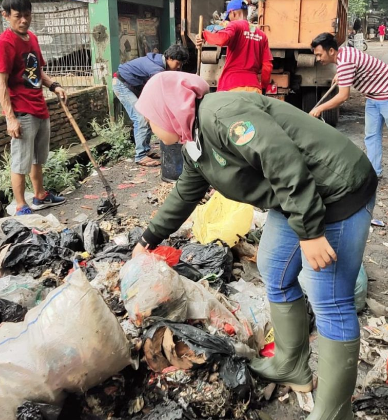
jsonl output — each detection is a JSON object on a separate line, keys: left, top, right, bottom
{"left": 30, "top": 42, "right": 388, "bottom": 420}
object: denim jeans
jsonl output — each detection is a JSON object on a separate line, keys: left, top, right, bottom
{"left": 364, "top": 98, "right": 388, "bottom": 177}
{"left": 113, "top": 78, "right": 151, "bottom": 162}
{"left": 257, "top": 196, "right": 375, "bottom": 341}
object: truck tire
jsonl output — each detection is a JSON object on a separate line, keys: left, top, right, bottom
{"left": 301, "top": 88, "right": 318, "bottom": 113}
{"left": 320, "top": 87, "right": 339, "bottom": 127}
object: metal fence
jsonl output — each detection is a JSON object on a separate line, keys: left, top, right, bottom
{"left": 1, "top": 0, "right": 94, "bottom": 97}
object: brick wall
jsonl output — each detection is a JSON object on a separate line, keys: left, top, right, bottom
{"left": 0, "top": 86, "right": 109, "bottom": 155}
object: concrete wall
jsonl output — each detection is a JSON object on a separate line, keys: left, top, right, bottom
{"left": 0, "top": 86, "right": 109, "bottom": 155}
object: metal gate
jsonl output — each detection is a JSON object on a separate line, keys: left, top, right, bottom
{"left": 1, "top": 0, "right": 93, "bottom": 97}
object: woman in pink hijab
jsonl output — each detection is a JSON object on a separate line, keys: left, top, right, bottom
{"left": 134, "top": 71, "right": 376, "bottom": 420}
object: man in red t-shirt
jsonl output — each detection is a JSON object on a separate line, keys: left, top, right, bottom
{"left": 196, "top": 0, "right": 273, "bottom": 93}
{"left": 0, "top": 0, "right": 67, "bottom": 215}
{"left": 378, "top": 23, "right": 386, "bottom": 46}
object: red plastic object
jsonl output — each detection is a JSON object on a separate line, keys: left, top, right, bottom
{"left": 260, "top": 342, "right": 275, "bottom": 358}
{"left": 224, "top": 323, "right": 236, "bottom": 336}
{"left": 151, "top": 246, "right": 182, "bottom": 267}
{"left": 266, "top": 83, "right": 278, "bottom": 95}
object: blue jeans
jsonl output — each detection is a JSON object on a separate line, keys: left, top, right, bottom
{"left": 257, "top": 196, "right": 375, "bottom": 341}
{"left": 365, "top": 98, "right": 388, "bottom": 177}
{"left": 113, "top": 78, "right": 151, "bottom": 162}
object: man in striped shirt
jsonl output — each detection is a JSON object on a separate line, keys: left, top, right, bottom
{"left": 310, "top": 32, "right": 388, "bottom": 178}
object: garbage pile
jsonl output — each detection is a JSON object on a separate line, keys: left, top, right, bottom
{"left": 0, "top": 192, "right": 387, "bottom": 420}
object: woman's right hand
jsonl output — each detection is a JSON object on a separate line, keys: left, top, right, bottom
{"left": 132, "top": 242, "right": 148, "bottom": 258}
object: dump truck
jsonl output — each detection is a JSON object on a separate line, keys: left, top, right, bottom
{"left": 181, "top": 0, "right": 349, "bottom": 126}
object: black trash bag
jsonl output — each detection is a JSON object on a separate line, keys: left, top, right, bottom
{"left": 0, "top": 298, "right": 27, "bottom": 323}
{"left": 0, "top": 219, "right": 32, "bottom": 246}
{"left": 83, "top": 221, "right": 108, "bottom": 255}
{"left": 44, "top": 232, "right": 61, "bottom": 248}
{"left": 132, "top": 400, "right": 184, "bottom": 420}
{"left": 93, "top": 244, "right": 132, "bottom": 262}
{"left": 173, "top": 261, "right": 203, "bottom": 282}
{"left": 128, "top": 227, "right": 143, "bottom": 250}
{"left": 1, "top": 230, "right": 75, "bottom": 269}
{"left": 59, "top": 229, "right": 84, "bottom": 252}
{"left": 72, "top": 222, "right": 88, "bottom": 243}
{"left": 353, "top": 386, "right": 388, "bottom": 414}
{"left": 145, "top": 321, "right": 235, "bottom": 361}
{"left": 97, "top": 198, "right": 117, "bottom": 216}
{"left": 180, "top": 242, "right": 234, "bottom": 282}
{"left": 17, "top": 401, "right": 62, "bottom": 420}
{"left": 2, "top": 244, "right": 53, "bottom": 268}
{"left": 145, "top": 321, "right": 253, "bottom": 392}
{"left": 219, "top": 355, "right": 254, "bottom": 394}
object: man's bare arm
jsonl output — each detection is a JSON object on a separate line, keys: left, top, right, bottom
{"left": 41, "top": 70, "right": 67, "bottom": 102}
{"left": 0, "top": 72, "right": 21, "bottom": 138}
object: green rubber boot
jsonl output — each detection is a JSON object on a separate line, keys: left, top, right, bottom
{"left": 249, "top": 297, "right": 313, "bottom": 392}
{"left": 306, "top": 335, "right": 360, "bottom": 420}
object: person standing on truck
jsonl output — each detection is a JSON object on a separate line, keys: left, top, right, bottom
{"left": 378, "top": 22, "right": 386, "bottom": 46}
{"left": 310, "top": 32, "right": 388, "bottom": 179}
{"left": 113, "top": 45, "right": 189, "bottom": 167}
{"left": 196, "top": 0, "right": 273, "bottom": 94}
{"left": 0, "top": 0, "right": 67, "bottom": 216}
{"left": 132, "top": 71, "right": 377, "bottom": 420}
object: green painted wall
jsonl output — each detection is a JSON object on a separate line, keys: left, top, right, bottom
{"left": 161, "top": 0, "right": 176, "bottom": 51}
{"left": 89, "top": 0, "right": 120, "bottom": 118}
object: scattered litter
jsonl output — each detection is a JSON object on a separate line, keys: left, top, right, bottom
{"left": 371, "top": 219, "right": 385, "bottom": 227}
{"left": 117, "top": 183, "right": 135, "bottom": 189}
{"left": 295, "top": 391, "right": 314, "bottom": 412}
{"left": 80, "top": 205, "right": 93, "bottom": 210}
{"left": 366, "top": 297, "right": 388, "bottom": 317}
{"left": 84, "top": 194, "right": 100, "bottom": 199}
{"left": 71, "top": 213, "right": 88, "bottom": 223}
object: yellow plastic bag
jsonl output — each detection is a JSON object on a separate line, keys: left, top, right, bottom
{"left": 192, "top": 192, "right": 254, "bottom": 247}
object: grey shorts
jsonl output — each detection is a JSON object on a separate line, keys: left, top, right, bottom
{"left": 10, "top": 114, "right": 51, "bottom": 175}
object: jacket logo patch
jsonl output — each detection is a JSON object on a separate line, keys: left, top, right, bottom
{"left": 212, "top": 149, "right": 226, "bottom": 167}
{"left": 228, "top": 121, "right": 255, "bottom": 146}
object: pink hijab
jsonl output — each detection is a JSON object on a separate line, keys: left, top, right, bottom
{"left": 135, "top": 72, "right": 210, "bottom": 143}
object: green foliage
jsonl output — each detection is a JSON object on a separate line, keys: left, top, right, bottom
{"left": 349, "top": 0, "right": 369, "bottom": 18}
{"left": 0, "top": 146, "right": 85, "bottom": 202}
{"left": 42, "top": 147, "right": 85, "bottom": 193}
{"left": 90, "top": 115, "right": 135, "bottom": 164}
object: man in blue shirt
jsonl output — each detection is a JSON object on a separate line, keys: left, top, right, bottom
{"left": 113, "top": 45, "right": 189, "bottom": 166}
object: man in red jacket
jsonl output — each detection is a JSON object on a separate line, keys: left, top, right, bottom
{"left": 378, "top": 22, "right": 386, "bottom": 46}
{"left": 196, "top": 0, "right": 273, "bottom": 94}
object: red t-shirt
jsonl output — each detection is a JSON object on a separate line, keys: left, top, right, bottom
{"left": 203, "top": 20, "right": 273, "bottom": 91}
{"left": 378, "top": 25, "right": 386, "bottom": 36}
{"left": 0, "top": 29, "right": 49, "bottom": 119}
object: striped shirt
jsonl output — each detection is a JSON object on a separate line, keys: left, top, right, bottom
{"left": 337, "top": 47, "right": 388, "bottom": 100}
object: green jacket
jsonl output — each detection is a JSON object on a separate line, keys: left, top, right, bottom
{"left": 144, "top": 92, "right": 376, "bottom": 245}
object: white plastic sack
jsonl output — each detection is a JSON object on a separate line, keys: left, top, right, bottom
{"left": 1, "top": 211, "right": 64, "bottom": 231}
{"left": 120, "top": 253, "right": 187, "bottom": 327}
{"left": 0, "top": 269, "right": 131, "bottom": 420}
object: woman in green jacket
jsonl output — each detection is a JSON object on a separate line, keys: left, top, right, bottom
{"left": 133, "top": 72, "right": 377, "bottom": 420}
